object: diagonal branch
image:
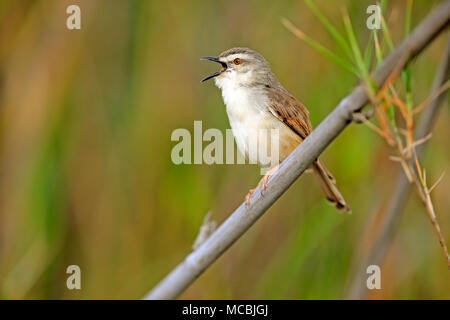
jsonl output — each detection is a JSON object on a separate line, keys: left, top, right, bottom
{"left": 144, "top": 1, "right": 450, "bottom": 300}
{"left": 346, "top": 34, "right": 450, "bottom": 300}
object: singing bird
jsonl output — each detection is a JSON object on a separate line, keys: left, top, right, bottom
{"left": 201, "top": 47, "right": 350, "bottom": 212}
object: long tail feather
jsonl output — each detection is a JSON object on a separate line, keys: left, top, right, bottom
{"left": 312, "top": 159, "right": 351, "bottom": 213}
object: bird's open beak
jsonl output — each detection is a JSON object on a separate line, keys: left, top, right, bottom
{"left": 201, "top": 57, "right": 227, "bottom": 82}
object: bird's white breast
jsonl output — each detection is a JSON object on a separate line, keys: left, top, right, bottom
{"left": 216, "top": 80, "right": 299, "bottom": 165}
{"left": 223, "top": 86, "right": 265, "bottom": 163}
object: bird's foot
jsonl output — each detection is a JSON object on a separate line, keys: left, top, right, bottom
{"left": 245, "top": 164, "right": 279, "bottom": 205}
{"left": 245, "top": 188, "right": 257, "bottom": 205}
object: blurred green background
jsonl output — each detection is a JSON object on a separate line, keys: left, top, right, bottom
{"left": 0, "top": 0, "right": 449, "bottom": 299}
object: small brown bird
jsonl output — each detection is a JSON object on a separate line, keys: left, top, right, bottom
{"left": 202, "top": 47, "right": 350, "bottom": 212}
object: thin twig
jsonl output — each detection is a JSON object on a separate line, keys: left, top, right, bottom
{"left": 192, "top": 212, "right": 217, "bottom": 251}
{"left": 412, "top": 79, "right": 450, "bottom": 115}
{"left": 428, "top": 171, "right": 445, "bottom": 194}
{"left": 411, "top": 150, "right": 450, "bottom": 266}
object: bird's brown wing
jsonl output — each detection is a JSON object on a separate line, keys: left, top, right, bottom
{"left": 266, "top": 87, "right": 350, "bottom": 212}
{"left": 265, "top": 87, "right": 313, "bottom": 140}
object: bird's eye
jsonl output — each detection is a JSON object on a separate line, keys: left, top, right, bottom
{"left": 233, "top": 58, "right": 241, "bottom": 65}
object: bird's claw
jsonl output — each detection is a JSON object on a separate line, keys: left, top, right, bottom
{"left": 245, "top": 166, "right": 278, "bottom": 205}
{"left": 245, "top": 188, "right": 256, "bottom": 205}
{"left": 261, "top": 179, "right": 268, "bottom": 191}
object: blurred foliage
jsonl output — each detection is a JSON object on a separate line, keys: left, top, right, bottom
{"left": 0, "top": 0, "right": 449, "bottom": 299}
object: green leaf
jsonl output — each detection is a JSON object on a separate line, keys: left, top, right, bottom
{"left": 342, "top": 10, "right": 372, "bottom": 92}
{"left": 364, "top": 31, "right": 374, "bottom": 70}
{"left": 380, "top": 11, "right": 394, "bottom": 51}
{"left": 282, "top": 18, "right": 359, "bottom": 76}
{"left": 403, "top": 0, "right": 413, "bottom": 111}
{"left": 304, "top": 0, "right": 353, "bottom": 61}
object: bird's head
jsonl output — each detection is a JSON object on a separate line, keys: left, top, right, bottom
{"left": 201, "top": 47, "right": 273, "bottom": 89}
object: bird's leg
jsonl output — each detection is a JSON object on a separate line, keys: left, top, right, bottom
{"left": 245, "top": 164, "right": 280, "bottom": 205}
{"left": 260, "top": 164, "right": 279, "bottom": 190}
{"left": 245, "top": 187, "right": 258, "bottom": 205}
